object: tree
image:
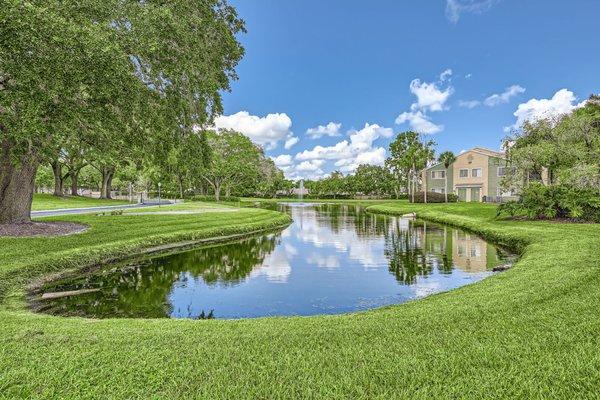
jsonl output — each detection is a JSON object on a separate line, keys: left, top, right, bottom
{"left": 0, "top": 0, "right": 245, "bottom": 223}
{"left": 353, "top": 164, "right": 394, "bottom": 197}
{"left": 503, "top": 94, "right": 600, "bottom": 193}
{"left": 387, "top": 131, "right": 435, "bottom": 203}
{"left": 438, "top": 151, "right": 456, "bottom": 203}
{"left": 200, "top": 130, "right": 262, "bottom": 201}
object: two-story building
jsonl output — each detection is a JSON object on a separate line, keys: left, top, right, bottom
{"left": 421, "top": 147, "right": 519, "bottom": 202}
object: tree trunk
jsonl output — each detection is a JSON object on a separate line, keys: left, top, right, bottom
{"left": 423, "top": 170, "right": 427, "bottom": 204}
{"left": 214, "top": 183, "right": 221, "bottom": 202}
{"left": 0, "top": 145, "right": 39, "bottom": 224}
{"left": 99, "top": 166, "right": 115, "bottom": 199}
{"left": 70, "top": 170, "right": 79, "bottom": 196}
{"left": 177, "top": 176, "right": 184, "bottom": 199}
{"left": 51, "top": 160, "right": 63, "bottom": 196}
{"left": 444, "top": 170, "right": 448, "bottom": 203}
{"left": 106, "top": 171, "right": 114, "bottom": 199}
{"left": 100, "top": 170, "right": 109, "bottom": 199}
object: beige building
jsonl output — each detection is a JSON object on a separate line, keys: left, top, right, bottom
{"left": 422, "top": 147, "right": 522, "bottom": 202}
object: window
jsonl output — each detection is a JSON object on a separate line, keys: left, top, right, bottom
{"left": 431, "top": 170, "right": 445, "bottom": 179}
{"left": 472, "top": 168, "right": 482, "bottom": 178}
{"left": 459, "top": 169, "right": 469, "bottom": 178}
{"left": 498, "top": 166, "right": 515, "bottom": 177}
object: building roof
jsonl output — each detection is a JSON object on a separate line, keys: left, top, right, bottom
{"left": 423, "top": 147, "right": 506, "bottom": 171}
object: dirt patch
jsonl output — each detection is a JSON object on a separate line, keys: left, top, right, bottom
{"left": 0, "top": 222, "right": 88, "bottom": 237}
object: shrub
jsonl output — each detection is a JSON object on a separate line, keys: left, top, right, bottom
{"left": 410, "top": 191, "right": 458, "bottom": 203}
{"left": 189, "top": 195, "right": 240, "bottom": 203}
{"left": 496, "top": 183, "right": 600, "bottom": 222}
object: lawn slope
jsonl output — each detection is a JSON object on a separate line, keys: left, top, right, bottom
{"left": 1, "top": 202, "right": 599, "bottom": 399}
{"left": 32, "top": 194, "right": 129, "bottom": 211}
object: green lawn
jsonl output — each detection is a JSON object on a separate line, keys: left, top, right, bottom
{"left": 32, "top": 194, "right": 130, "bottom": 211}
{"left": 1, "top": 201, "right": 599, "bottom": 398}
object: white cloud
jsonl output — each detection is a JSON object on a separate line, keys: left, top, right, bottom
{"left": 213, "top": 111, "right": 292, "bottom": 150}
{"left": 395, "top": 110, "right": 443, "bottom": 134}
{"left": 506, "top": 89, "right": 586, "bottom": 131}
{"left": 395, "top": 71, "right": 452, "bottom": 134}
{"left": 484, "top": 85, "right": 525, "bottom": 107}
{"left": 271, "top": 154, "right": 293, "bottom": 167}
{"left": 446, "top": 0, "right": 498, "bottom": 23}
{"left": 284, "top": 123, "right": 392, "bottom": 179}
{"left": 296, "top": 123, "right": 392, "bottom": 161}
{"left": 439, "top": 69, "right": 453, "bottom": 82}
{"left": 284, "top": 134, "right": 299, "bottom": 149}
{"left": 296, "top": 159, "right": 325, "bottom": 172}
{"left": 306, "top": 122, "right": 342, "bottom": 139}
{"left": 409, "top": 78, "right": 453, "bottom": 112}
{"left": 458, "top": 100, "right": 481, "bottom": 109}
{"left": 465, "top": 73, "right": 472, "bottom": 79}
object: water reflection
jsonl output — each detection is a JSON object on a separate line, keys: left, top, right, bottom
{"left": 35, "top": 203, "right": 515, "bottom": 319}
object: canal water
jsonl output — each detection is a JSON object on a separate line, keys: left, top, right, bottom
{"left": 33, "top": 203, "right": 516, "bottom": 319}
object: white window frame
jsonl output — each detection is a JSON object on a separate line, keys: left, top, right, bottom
{"left": 459, "top": 169, "right": 469, "bottom": 178}
{"left": 497, "top": 166, "right": 506, "bottom": 177}
{"left": 431, "top": 170, "right": 445, "bottom": 179}
{"left": 471, "top": 168, "right": 482, "bottom": 178}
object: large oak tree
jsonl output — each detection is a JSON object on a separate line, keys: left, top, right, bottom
{"left": 0, "top": 0, "right": 244, "bottom": 223}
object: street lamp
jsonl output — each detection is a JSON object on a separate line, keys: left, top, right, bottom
{"left": 158, "top": 182, "right": 162, "bottom": 207}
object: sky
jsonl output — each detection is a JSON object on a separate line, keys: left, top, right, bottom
{"left": 215, "top": 0, "right": 600, "bottom": 180}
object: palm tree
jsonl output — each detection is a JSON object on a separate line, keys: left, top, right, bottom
{"left": 438, "top": 151, "right": 456, "bottom": 203}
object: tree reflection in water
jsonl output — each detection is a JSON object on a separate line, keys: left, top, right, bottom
{"left": 39, "top": 234, "right": 278, "bottom": 318}
{"left": 36, "top": 203, "right": 515, "bottom": 319}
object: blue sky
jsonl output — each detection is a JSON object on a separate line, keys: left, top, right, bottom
{"left": 215, "top": 0, "right": 600, "bottom": 180}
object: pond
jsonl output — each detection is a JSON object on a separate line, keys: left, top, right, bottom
{"left": 32, "top": 203, "right": 516, "bottom": 319}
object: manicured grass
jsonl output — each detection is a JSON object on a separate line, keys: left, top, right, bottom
{"left": 1, "top": 201, "right": 599, "bottom": 398}
{"left": 32, "top": 194, "right": 129, "bottom": 211}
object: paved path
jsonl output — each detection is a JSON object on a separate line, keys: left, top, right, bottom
{"left": 32, "top": 202, "right": 176, "bottom": 218}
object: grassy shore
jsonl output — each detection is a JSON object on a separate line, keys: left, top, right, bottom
{"left": 1, "top": 201, "right": 599, "bottom": 398}
{"left": 32, "top": 194, "right": 129, "bottom": 211}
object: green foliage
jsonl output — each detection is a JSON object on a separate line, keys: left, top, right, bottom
{"left": 387, "top": 131, "right": 436, "bottom": 196}
{"left": 411, "top": 191, "right": 458, "bottom": 203}
{"left": 0, "top": 0, "right": 245, "bottom": 220}
{"left": 496, "top": 182, "right": 600, "bottom": 222}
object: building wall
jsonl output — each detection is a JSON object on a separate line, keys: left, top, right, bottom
{"left": 452, "top": 151, "right": 489, "bottom": 202}
{"left": 422, "top": 163, "right": 453, "bottom": 193}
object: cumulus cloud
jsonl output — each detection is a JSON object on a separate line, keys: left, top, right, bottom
{"left": 306, "top": 122, "right": 342, "bottom": 139}
{"left": 395, "top": 110, "right": 443, "bottom": 134}
{"left": 484, "top": 85, "right": 526, "bottom": 107}
{"left": 458, "top": 100, "right": 481, "bottom": 109}
{"left": 283, "top": 123, "right": 392, "bottom": 179}
{"left": 213, "top": 111, "right": 293, "bottom": 150}
{"left": 271, "top": 154, "right": 293, "bottom": 167}
{"left": 505, "top": 88, "right": 586, "bottom": 132}
{"left": 296, "top": 159, "right": 325, "bottom": 172}
{"left": 446, "top": 0, "right": 498, "bottom": 23}
{"left": 439, "top": 69, "right": 453, "bottom": 82}
{"left": 395, "top": 70, "right": 453, "bottom": 134}
{"left": 284, "top": 134, "right": 299, "bottom": 149}
{"left": 296, "top": 123, "right": 392, "bottom": 161}
{"left": 409, "top": 78, "right": 453, "bottom": 112}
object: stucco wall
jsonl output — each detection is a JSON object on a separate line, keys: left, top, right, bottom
{"left": 422, "top": 163, "right": 453, "bottom": 193}
{"left": 452, "top": 151, "right": 488, "bottom": 201}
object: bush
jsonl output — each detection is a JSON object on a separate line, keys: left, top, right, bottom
{"left": 410, "top": 191, "right": 458, "bottom": 203}
{"left": 496, "top": 182, "right": 600, "bottom": 222}
{"left": 189, "top": 195, "right": 240, "bottom": 203}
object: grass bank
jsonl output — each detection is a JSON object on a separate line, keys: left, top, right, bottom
{"left": 32, "top": 194, "right": 129, "bottom": 211}
{"left": 1, "top": 201, "right": 599, "bottom": 398}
